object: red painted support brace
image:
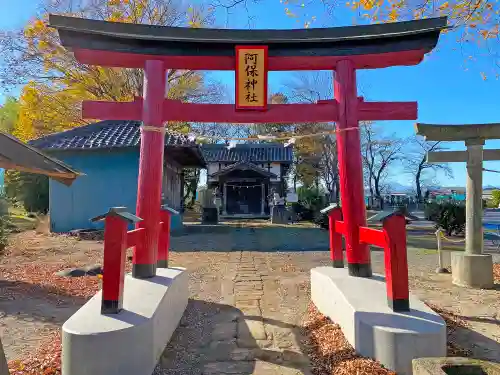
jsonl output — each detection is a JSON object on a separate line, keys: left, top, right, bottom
{"left": 359, "top": 226, "right": 386, "bottom": 248}
{"left": 83, "top": 99, "right": 339, "bottom": 124}
{"left": 329, "top": 208, "right": 344, "bottom": 268}
{"left": 157, "top": 209, "right": 172, "bottom": 268}
{"left": 132, "top": 60, "right": 166, "bottom": 279}
{"left": 126, "top": 228, "right": 145, "bottom": 249}
{"left": 383, "top": 215, "right": 410, "bottom": 312}
{"left": 334, "top": 60, "right": 372, "bottom": 277}
{"left": 101, "top": 215, "right": 128, "bottom": 314}
{"left": 335, "top": 220, "right": 346, "bottom": 234}
{"left": 83, "top": 97, "right": 416, "bottom": 124}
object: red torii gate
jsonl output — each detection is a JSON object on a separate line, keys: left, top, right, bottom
{"left": 49, "top": 15, "right": 446, "bottom": 287}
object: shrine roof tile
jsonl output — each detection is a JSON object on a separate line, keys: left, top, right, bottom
{"left": 201, "top": 143, "right": 293, "bottom": 163}
{"left": 29, "top": 120, "right": 197, "bottom": 151}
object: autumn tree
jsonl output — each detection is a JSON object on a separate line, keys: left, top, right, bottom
{"left": 211, "top": 0, "right": 498, "bottom": 78}
{"left": 0, "top": 0, "right": 224, "bottom": 211}
{"left": 405, "top": 135, "right": 453, "bottom": 201}
{"left": 0, "top": 0, "right": 219, "bottom": 140}
{"left": 345, "top": 0, "right": 499, "bottom": 76}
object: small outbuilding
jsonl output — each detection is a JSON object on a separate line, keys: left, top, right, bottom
{"left": 30, "top": 120, "right": 205, "bottom": 233}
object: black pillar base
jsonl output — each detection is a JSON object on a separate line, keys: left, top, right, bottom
{"left": 388, "top": 297, "right": 410, "bottom": 312}
{"left": 101, "top": 299, "right": 123, "bottom": 314}
{"left": 132, "top": 263, "right": 156, "bottom": 279}
{"left": 157, "top": 259, "right": 168, "bottom": 268}
{"left": 347, "top": 263, "right": 372, "bottom": 277}
{"left": 332, "top": 260, "right": 344, "bottom": 268}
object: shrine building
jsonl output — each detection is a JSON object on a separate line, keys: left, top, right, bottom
{"left": 202, "top": 143, "right": 293, "bottom": 218}
{"left": 29, "top": 120, "right": 205, "bottom": 233}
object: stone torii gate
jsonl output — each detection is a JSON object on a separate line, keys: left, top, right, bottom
{"left": 416, "top": 122, "right": 500, "bottom": 289}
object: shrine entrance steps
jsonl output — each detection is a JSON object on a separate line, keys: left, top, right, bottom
{"left": 156, "top": 251, "right": 313, "bottom": 375}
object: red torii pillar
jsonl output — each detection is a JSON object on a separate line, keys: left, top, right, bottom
{"left": 335, "top": 60, "right": 371, "bottom": 277}
{"left": 133, "top": 61, "right": 166, "bottom": 278}
{"left": 324, "top": 61, "right": 417, "bottom": 277}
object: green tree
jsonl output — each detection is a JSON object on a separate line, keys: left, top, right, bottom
{"left": 0, "top": 96, "right": 19, "bottom": 133}
{"left": 491, "top": 190, "right": 500, "bottom": 207}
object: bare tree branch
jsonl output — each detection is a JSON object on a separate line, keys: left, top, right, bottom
{"left": 405, "top": 135, "right": 453, "bottom": 200}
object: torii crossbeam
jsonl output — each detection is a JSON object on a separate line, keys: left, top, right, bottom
{"left": 49, "top": 15, "right": 447, "bottom": 280}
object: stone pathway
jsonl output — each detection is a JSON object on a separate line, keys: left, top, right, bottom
{"left": 156, "top": 250, "right": 317, "bottom": 375}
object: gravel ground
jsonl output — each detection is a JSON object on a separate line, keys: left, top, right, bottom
{"left": 1, "top": 222, "right": 500, "bottom": 374}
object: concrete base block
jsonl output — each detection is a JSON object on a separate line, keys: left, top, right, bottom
{"left": 413, "top": 357, "right": 500, "bottom": 375}
{"left": 62, "top": 267, "right": 189, "bottom": 375}
{"left": 451, "top": 253, "right": 494, "bottom": 289}
{"left": 311, "top": 267, "right": 446, "bottom": 375}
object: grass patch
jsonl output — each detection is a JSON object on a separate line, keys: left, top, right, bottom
{"left": 6, "top": 203, "right": 39, "bottom": 232}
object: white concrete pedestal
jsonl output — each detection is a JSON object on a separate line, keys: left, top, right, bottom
{"left": 62, "top": 268, "right": 189, "bottom": 375}
{"left": 451, "top": 253, "right": 494, "bottom": 289}
{"left": 311, "top": 267, "right": 446, "bottom": 375}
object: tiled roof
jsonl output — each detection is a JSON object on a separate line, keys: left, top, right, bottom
{"left": 201, "top": 143, "right": 293, "bottom": 163}
{"left": 29, "top": 120, "right": 197, "bottom": 151}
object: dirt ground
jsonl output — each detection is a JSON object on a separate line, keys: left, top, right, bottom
{"left": 1, "top": 222, "right": 500, "bottom": 374}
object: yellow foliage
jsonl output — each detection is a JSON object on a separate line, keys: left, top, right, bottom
{"left": 334, "top": 0, "right": 500, "bottom": 56}
{"left": 14, "top": 82, "right": 87, "bottom": 142}
{"left": 388, "top": 8, "right": 398, "bottom": 20}
{"left": 361, "top": 0, "right": 376, "bottom": 10}
{"left": 10, "top": 1, "right": 211, "bottom": 139}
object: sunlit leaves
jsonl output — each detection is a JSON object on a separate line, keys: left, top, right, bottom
{"left": 14, "top": 81, "right": 86, "bottom": 142}
{"left": 352, "top": 0, "right": 499, "bottom": 42}
{"left": 3, "top": 0, "right": 215, "bottom": 140}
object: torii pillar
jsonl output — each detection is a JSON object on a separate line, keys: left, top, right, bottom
{"left": 416, "top": 123, "right": 500, "bottom": 289}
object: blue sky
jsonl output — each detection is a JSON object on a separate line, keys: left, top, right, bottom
{"left": 1, "top": 0, "right": 500, "bottom": 188}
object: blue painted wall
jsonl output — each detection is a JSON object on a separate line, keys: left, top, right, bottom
{"left": 0, "top": 168, "right": 4, "bottom": 194}
{"left": 49, "top": 149, "right": 182, "bottom": 233}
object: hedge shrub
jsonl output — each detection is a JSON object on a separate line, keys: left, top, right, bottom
{"left": 426, "top": 202, "right": 465, "bottom": 236}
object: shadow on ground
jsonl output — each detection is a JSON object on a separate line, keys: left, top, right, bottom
{"left": 449, "top": 320, "right": 500, "bottom": 361}
{"left": 156, "top": 299, "right": 311, "bottom": 375}
{"left": 0, "top": 279, "right": 88, "bottom": 324}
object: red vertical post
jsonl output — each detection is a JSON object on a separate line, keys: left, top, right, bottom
{"left": 158, "top": 209, "right": 171, "bottom": 268}
{"left": 133, "top": 60, "right": 166, "bottom": 279}
{"left": 101, "top": 215, "right": 128, "bottom": 314}
{"left": 329, "top": 207, "right": 344, "bottom": 268}
{"left": 334, "top": 60, "right": 372, "bottom": 277}
{"left": 383, "top": 214, "right": 410, "bottom": 312}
